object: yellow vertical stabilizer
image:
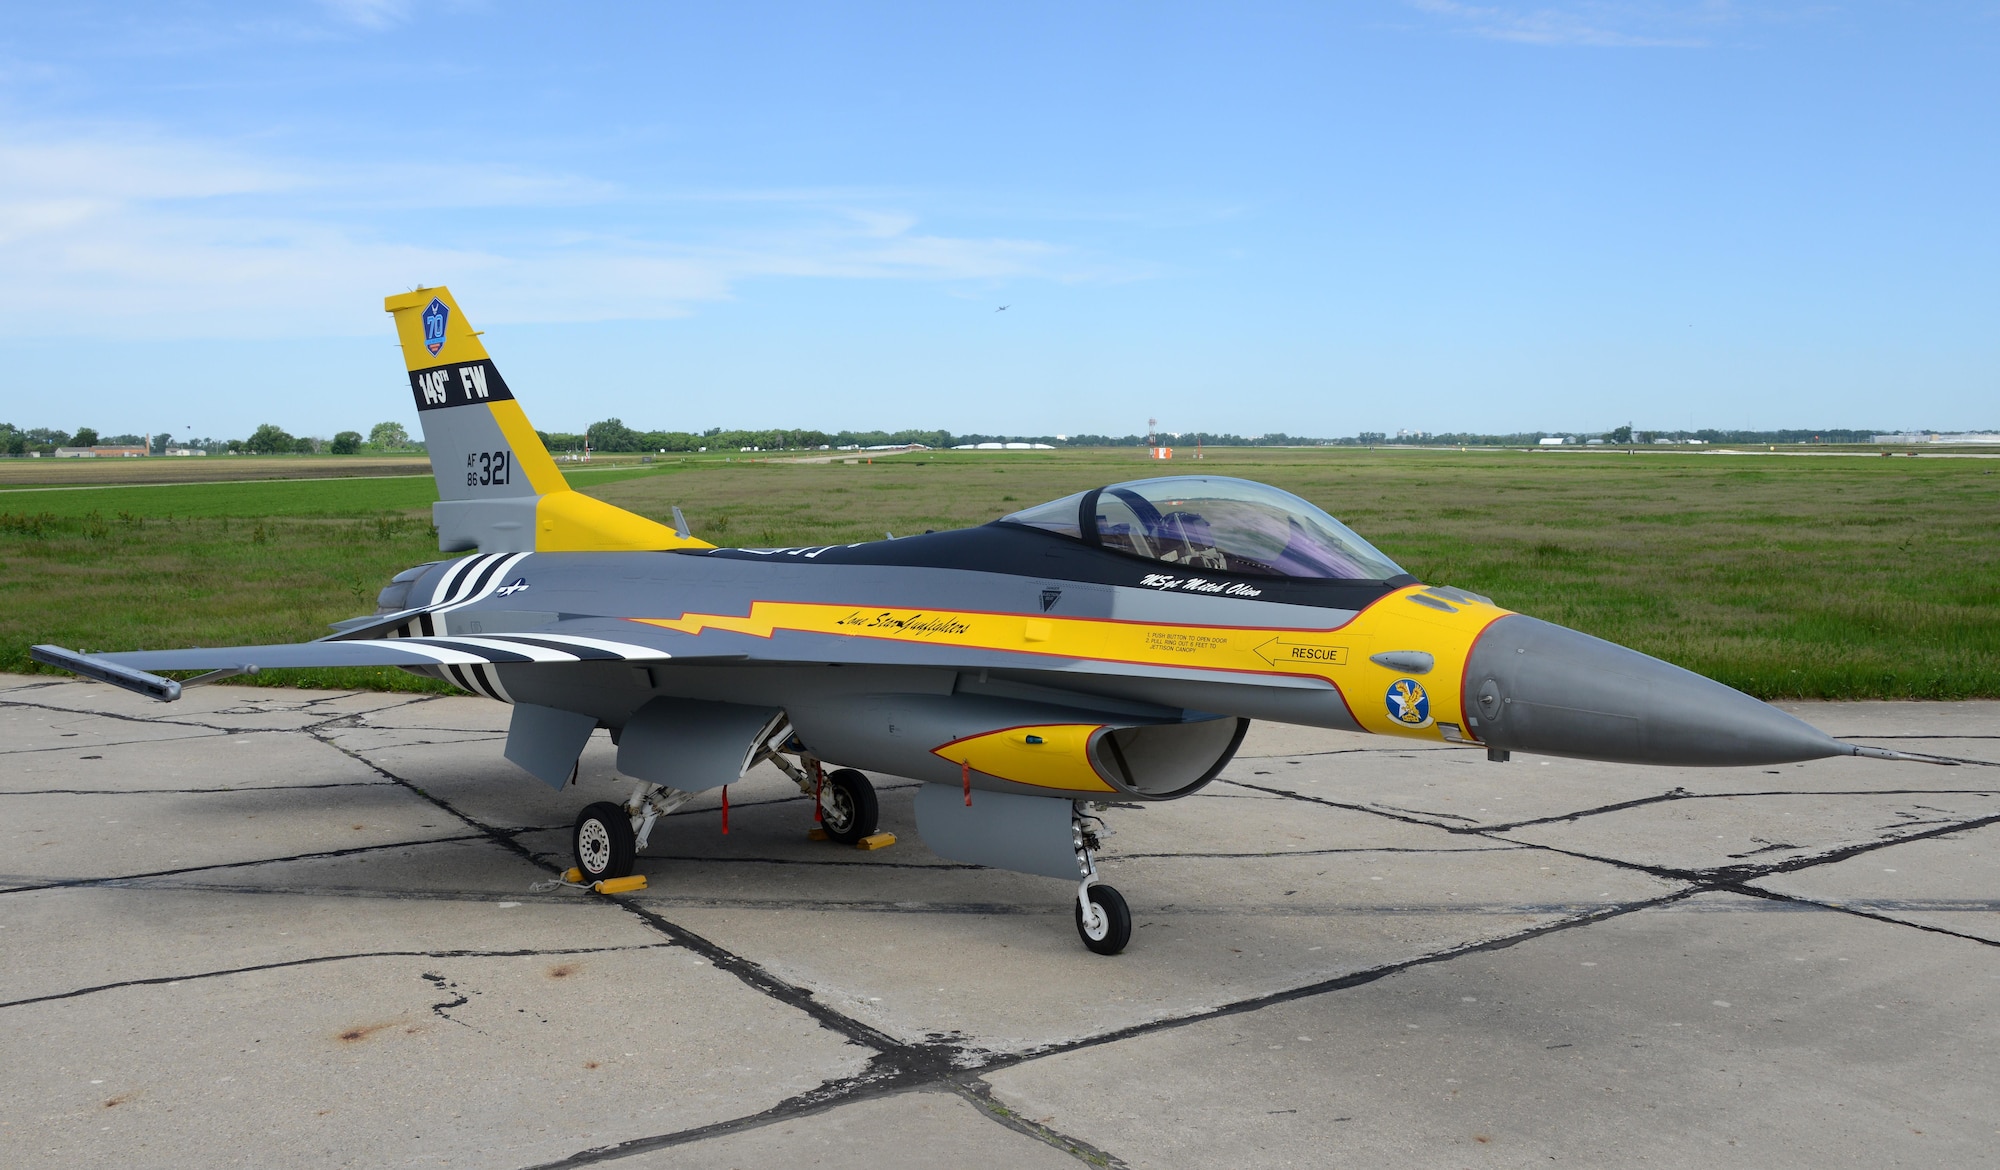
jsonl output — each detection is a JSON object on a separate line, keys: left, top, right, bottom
{"left": 383, "top": 286, "right": 711, "bottom": 554}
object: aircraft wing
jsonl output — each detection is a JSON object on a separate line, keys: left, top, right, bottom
{"left": 30, "top": 622, "right": 686, "bottom": 703}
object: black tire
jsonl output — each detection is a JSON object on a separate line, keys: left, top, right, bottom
{"left": 573, "top": 801, "right": 636, "bottom": 881}
{"left": 819, "top": 768, "right": 879, "bottom": 845}
{"left": 1074, "top": 883, "right": 1131, "bottom": 955}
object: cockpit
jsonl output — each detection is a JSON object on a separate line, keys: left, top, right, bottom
{"left": 998, "top": 476, "right": 1407, "bottom": 581}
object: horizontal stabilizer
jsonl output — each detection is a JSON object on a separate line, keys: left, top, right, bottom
{"left": 319, "top": 604, "right": 441, "bottom": 643}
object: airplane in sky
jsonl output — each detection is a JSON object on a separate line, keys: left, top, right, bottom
{"left": 33, "top": 287, "right": 1929, "bottom": 954}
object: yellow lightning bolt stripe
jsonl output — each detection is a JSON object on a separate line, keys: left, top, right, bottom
{"left": 631, "top": 585, "right": 1511, "bottom": 742}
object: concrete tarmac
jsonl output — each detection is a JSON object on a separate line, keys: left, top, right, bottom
{"left": 1, "top": 677, "right": 1995, "bottom": 1168}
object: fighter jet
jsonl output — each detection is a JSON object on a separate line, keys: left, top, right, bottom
{"left": 32, "top": 286, "right": 1924, "bottom": 954}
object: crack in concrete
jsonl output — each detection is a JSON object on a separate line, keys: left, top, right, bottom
{"left": 1214, "top": 778, "right": 1457, "bottom": 829}
{"left": 1487, "top": 807, "right": 2000, "bottom": 886}
{"left": 1726, "top": 883, "right": 2000, "bottom": 950}
{"left": 607, "top": 894, "right": 1629, "bottom": 918}
{"left": 518, "top": 888, "right": 1700, "bottom": 1169}
{"left": 0, "top": 831, "right": 499, "bottom": 896}
{"left": 991, "top": 890, "right": 1697, "bottom": 1066}
{"left": 0, "top": 734, "right": 228, "bottom": 757}
{"left": 948, "top": 1077, "right": 1133, "bottom": 1168}
{"left": 1108, "top": 844, "right": 1527, "bottom": 859}
{"left": 0, "top": 781, "right": 392, "bottom": 796}
{"left": 1231, "top": 745, "right": 1463, "bottom": 761}
{"left": 14, "top": 695, "right": 1990, "bottom": 1170}
{"left": 1840, "top": 736, "right": 2000, "bottom": 744}
{"left": 303, "top": 724, "right": 568, "bottom": 870}
{"left": 0, "top": 942, "right": 678, "bottom": 1010}
{"left": 0, "top": 691, "right": 441, "bottom": 740}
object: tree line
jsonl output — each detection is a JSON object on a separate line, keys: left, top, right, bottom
{"left": 0, "top": 421, "right": 421, "bottom": 457}
{"left": 544, "top": 421, "right": 1362, "bottom": 453}
{"left": 1, "top": 417, "right": 1915, "bottom": 459}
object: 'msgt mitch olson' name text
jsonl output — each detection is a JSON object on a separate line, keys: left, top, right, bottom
{"left": 1139, "top": 573, "right": 1264, "bottom": 598}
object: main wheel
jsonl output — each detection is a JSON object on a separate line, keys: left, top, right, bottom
{"left": 819, "top": 768, "right": 879, "bottom": 845}
{"left": 573, "top": 802, "right": 636, "bottom": 881}
{"left": 1074, "top": 883, "right": 1131, "bottom": 955}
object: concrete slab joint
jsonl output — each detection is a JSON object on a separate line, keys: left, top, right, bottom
{"left": 3, "top": 678, "right": 1996, "bottom": 1169}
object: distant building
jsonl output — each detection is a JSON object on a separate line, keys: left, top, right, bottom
{"left": 165, "top": 447, "right": 208, "bottom": 456}
{"left": 1586, "top": 438, "right": 1605, "bottom": 445}
{"left": 55, "top": 445, "right": 148, "bottom": 458}
{"left": 1538, "top": 437, "right": 1567, "bottom": 446}
{"left": 1874, "top": 432, "right": 2000, "bottom": 444}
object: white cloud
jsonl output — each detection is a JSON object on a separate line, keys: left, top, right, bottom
{"left": 0, "top": 129, "right": 1113, "bottom": 338}
{"left": 0, "top": 138, "right": 300, "bottom": 200}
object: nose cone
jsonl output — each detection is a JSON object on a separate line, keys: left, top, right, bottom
{"left": 1464, "top": 615, "right": 1847, "bottom": 767}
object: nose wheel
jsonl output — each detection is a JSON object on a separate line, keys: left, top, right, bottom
{"left": 1075, "top": 882, "right": 1131, "bottom": 955}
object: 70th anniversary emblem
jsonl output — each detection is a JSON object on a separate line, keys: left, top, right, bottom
{"left": 422, "top": 297, "right": 450, "bottom": 356}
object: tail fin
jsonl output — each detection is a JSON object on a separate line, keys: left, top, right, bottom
{"left": 384, "top": 286, "right": 709, "bottom": 555}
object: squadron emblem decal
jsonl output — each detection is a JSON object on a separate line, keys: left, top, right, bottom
{"left": 1387, "top": 678, "right": 1431, "bottom": 727}
{"left": 422, "top": 297, "right": 450, "bottom": 356}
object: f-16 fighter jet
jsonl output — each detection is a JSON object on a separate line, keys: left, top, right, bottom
{"left": 33, "top": 287, "right": 1923, "bottom": 954}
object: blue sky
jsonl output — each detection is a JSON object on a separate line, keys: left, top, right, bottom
{"left": 1, "top": 1, "right": 1994, "bottom": 441}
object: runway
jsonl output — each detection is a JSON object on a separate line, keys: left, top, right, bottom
{"left": 2, "top": 676, "right": 1996, "bottom": 1167}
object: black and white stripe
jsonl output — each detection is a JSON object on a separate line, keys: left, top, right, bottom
{"left": 360, "top": 554, "right": 675, "bottom": 700}
{"left": 428, "top": 552, "right": 513, "bottom": 607}
{"left": 394, "top": 552, "right": 533, "bottom": 638}
{"left": 345, "top": 633, "right": 669, "bottom": 666}
{"left": 345, "top": 632, "right": 670, "bottom": 701}
{"left": 445, "top": 662, "right": 512, "bottom": 702}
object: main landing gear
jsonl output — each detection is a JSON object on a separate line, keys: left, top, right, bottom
{"left": 1072, "top": 804, "right": 1130, "bottom": 955}
{"left": 567, "top": 717, "right": 880, "bottom": 880}
{"left": 573, "top": 802, "right": 636, "bottom": 881}
{"left": 755, "top": 721, "right": 879, "bottom": 844}
{"left": 816, "top": 768, "right": 879, "bottom": 845}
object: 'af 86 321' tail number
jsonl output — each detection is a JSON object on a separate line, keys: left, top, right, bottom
{"left": 467, "top": 450, "right": 511, "bottom": 487}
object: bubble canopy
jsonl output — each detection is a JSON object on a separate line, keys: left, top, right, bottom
{"left": 999, "top": 476, "right": 1408, "bottom": 582}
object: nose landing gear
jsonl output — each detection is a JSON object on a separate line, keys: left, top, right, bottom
{"left": 1071, "top": 804, "right": 1130, "bottom": 955}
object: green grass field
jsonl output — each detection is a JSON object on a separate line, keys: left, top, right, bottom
{"left": 3, "top": 448, "right": 1995, "bottom": 699}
